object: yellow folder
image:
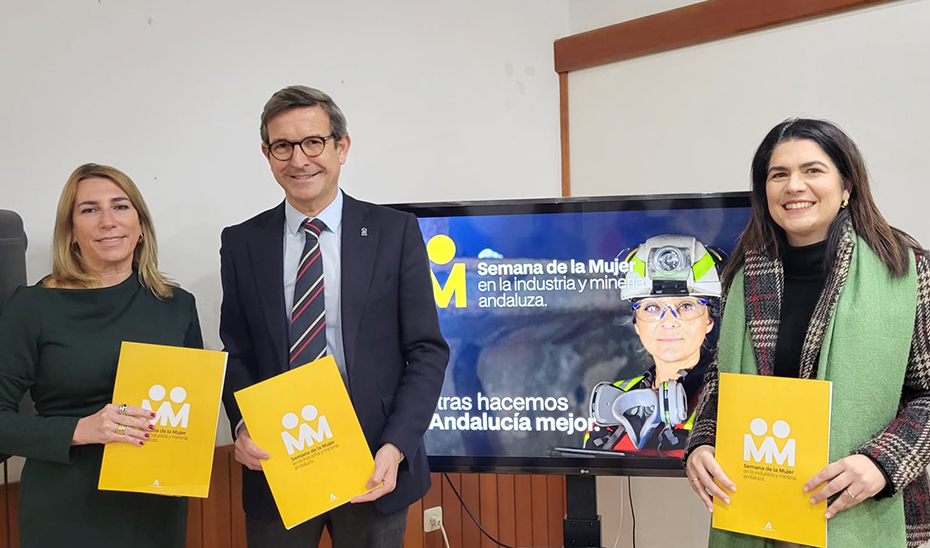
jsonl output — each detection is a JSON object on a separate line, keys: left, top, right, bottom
{"left": 99, "top": 342, "right": 228, "bottom": 497}
{"left": 712, "top": 373, "right": 832, "bottom": 547}
{"left": 234, "top": 355, "right": 376, "bottom": 529}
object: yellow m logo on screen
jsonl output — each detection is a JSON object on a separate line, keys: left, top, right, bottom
{"left": 427, "top": 235, "right": 466, "bottom": 308}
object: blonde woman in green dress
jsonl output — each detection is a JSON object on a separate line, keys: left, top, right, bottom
{"left": 0, "top": 164, "right": 202, "bottom": 548}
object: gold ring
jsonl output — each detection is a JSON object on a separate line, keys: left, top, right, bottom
{"left": 115, "top": 425, "right": 127, "bottom": 435}
{"left": 847, "top": 489, "right": 858, "bottom": 499}
{"left": 691, "top": 478, "right": 700, "bottom": 483}
{"left": 118, "top": 403, "right": 128, "bottom": 415}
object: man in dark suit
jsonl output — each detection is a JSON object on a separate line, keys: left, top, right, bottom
{"left": 220, "top": 85, "right": 449, "bottom": 547}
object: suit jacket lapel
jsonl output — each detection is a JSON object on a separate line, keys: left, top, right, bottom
{"left": 340, "top": 194, "right": 378, "bottom": 381}
{"left": 248, "top": 202, "right": 289, "bottom": 372}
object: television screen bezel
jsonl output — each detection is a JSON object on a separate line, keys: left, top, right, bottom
{"left": 390, "top": 191, "right": 752, "bottom": 476}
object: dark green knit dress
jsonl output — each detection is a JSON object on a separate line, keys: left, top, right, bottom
{"left": 0, "top": 274, "right": 203, "bottom": 548}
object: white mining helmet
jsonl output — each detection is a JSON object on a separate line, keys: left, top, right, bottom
{"left": 619, "top": 234, "right": 724, "bottom": 300}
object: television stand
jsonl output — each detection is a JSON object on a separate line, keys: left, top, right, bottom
{"left": 563, "top": 475, "right": 605, "bottom": 548}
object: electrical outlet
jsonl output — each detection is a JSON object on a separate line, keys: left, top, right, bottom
{"left": 423, "top": 506, "right": 442, "bottom": 532}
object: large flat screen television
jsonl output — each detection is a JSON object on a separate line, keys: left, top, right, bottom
{"left": 392, "top": 193, "right": 752, "bottom": 477}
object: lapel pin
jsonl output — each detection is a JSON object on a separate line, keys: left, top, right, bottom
{"left": 361, "top": 227, "right": 369, "bottom": 237}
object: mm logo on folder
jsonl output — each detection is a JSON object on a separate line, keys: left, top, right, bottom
{"left": 235, "top": 355, "right": 376, "bottom": 529}
{"left": 712, "top": 373, "right": 832, "bottom": 547}
{"left": 142, "top": 384, "right": 191, "bottom": 428}
{"left": 280, "top": 404, "right": 332, "bottom": 456}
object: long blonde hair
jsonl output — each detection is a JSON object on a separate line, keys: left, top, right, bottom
{"left": 47, "top": 163, "right": 177, "bottom": 299}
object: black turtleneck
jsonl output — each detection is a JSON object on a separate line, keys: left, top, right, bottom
{"left": 773, "top": 240, "right": 828, "bottom": 378}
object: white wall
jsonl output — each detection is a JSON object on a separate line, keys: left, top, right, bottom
{"left": 568, "top": 1, "right": 930, "bottom": 546}
{"left": 596, "top": 476, "right": 711, "bottom": 548}
{"left": 0, "top": 0, "right": 567, "bottom": 479}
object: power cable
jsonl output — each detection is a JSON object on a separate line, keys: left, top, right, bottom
{"left": 611, "top": 476, "right": 625, "bottom": 548}
{"left": 628, "top": 476, "right": 637, "bottom": 548}
{"left": 440, "top": 522, "right": 451, "bottom": 548}
{"left": 442, "top": 472, "right": 531, "bottom": 548}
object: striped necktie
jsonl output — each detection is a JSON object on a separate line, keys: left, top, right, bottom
{"left": 289, "top": 218, "right": 327, "bottom": 367}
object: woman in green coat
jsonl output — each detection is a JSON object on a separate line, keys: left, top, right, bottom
{"left": 0, "top": 163, "right": 202, "bottom": 548}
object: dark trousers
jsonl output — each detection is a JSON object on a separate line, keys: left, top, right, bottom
{"left": 245, "top": 503, "right": 407, "bottom": 548}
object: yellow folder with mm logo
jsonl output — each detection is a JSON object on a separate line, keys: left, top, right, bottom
{"left": 235, "top": 355, "right": 377, "bottom": 529}
{"left": 712, "top": 373, "right": 832, "bottom": 547}
{"left": 99, "top": 342, "right": 228, "bottom": 497}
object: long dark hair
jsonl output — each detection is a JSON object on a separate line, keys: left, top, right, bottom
{"left": 723, "top": 118, "right": 919, "bottom": 289}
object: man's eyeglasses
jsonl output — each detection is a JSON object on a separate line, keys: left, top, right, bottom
{"left": 632, "top": 297, "right": 708, "bottom": 323}
{"left": 266, "top": 134, "right": 337, "bottom": 161}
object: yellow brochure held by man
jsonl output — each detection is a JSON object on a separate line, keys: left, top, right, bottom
{"left": 234, "top": 355, "right": 376, "bottom": 529}
{"left": 99, "top": 342, "right": 228, "bottom": 498}
{"left": 712, "top": 373, "right": 832, "bottom": 547}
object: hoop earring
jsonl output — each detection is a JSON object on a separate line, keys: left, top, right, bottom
{"left": 840, "top": 199, "right": 849, "bottom": 209}
{"left": 139, "top": 232, "right": 144, "bottom": 243}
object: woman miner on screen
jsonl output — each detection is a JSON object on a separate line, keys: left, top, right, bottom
{"left": 0, "top": 164, "right": 202, "bottom": 548}
{"left": 685, "top": 118, "right": 930, "bottom": 548}
{"left": 584, "top": 234, "right": 724, "bottom": 458}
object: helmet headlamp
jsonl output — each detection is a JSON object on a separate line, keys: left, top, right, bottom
{"left": 648, "top": 246, "right": 691, "bottom": 281}
{"left": 619, "top": 235, "right": 725, "bottom": 300}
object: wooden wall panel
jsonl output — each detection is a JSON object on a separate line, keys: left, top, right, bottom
{"left": 441, "top": 473, "right": 464, "bottom": 546}
{"left": 0, "top": 450, "right": 570, "bottom": 548}
{"left": 553, "top": 0, "right": 903, "bottom": 73}
{"left": 478, "top": 474, "right": 499, "bottom": 548}
{"left": 202, "top": 447, "right": 232, "bottom": 548}
{"left": 0, "top": 483, "right": 8, "bottom": 548}
{"left": 514, "top": 474, "right": 534, "bottom": 546}
{"left": 405, "top": 498, "right": 423, "bottom": 548}
{"left": 531, "top": 476, "right": 549, "bottom": 546}
{"left": 496, "top": 474, "right": 516, "bottom": 547}
{"left": 460, "top": 473, "right": 482, "bottom": 548}
{"left": 0, "top": 482, "right": 19, "bottom": 548}
{"left": 228, "top": 452, "right": 247, "bottom": 548}
{"left": 559, "top": 72, "right": 571, "bottom": 198}
{"left": 554, "top": 0, "right": 906, "bottom": 200}
{"left": 186, "top": 498, "right": 204, "bottom": 548}
{"left": 421, "top": 476, "right": 443, "bottom": 548}
{"left": 7, "top": 483, "right": 18, "bottom": 548}
{"left": 423, "top": 471, "right": 566, "bottom": 548}
{"left": 546, "top": 476, "right": 565, "bottom": 546}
